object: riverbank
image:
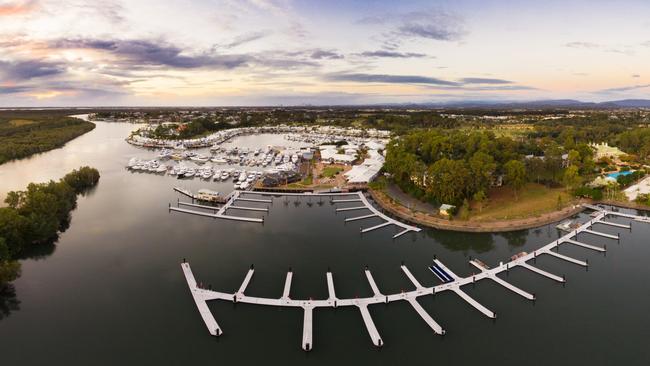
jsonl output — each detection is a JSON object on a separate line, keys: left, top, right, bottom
{"left": 369, "top": 188, "right": 588, "bottom": 232}
{"left": 0, "top": 112, "right": 95, "bottom": 165}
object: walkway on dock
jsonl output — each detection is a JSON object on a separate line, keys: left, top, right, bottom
{"left": 169, "top": 189, "right": 420, "bottom": 239}
{"left": 170, "top": 190, "right": 265, "bottom": 223}
{"left": 181, "top": 204, "right": 648, "bottom": 350}
{"left": 239, "top": 190, "right": 422, "bottom": 239}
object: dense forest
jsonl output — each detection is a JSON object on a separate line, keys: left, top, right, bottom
{"left": 92, "top": 108, "right": 649, "bottom": 134}
{"left": 383, "top": 126, "right": 638, "bottom": 207}
{"left": 0, "top": 167, "right": 100, "bottom": 287}
{"left": 0, "top": 111, "right": 95, "bottom": 165}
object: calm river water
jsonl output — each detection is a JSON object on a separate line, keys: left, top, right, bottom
{"left": 0, "top": 119, "right": 649, "bottom": 365}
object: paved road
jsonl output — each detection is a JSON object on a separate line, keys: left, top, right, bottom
{"left": 385, "top": 183, "right": 438, "bottom": 214}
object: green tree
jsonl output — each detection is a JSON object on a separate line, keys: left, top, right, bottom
{"left": 526, "top": 157, "right": 546, "bottom": 184}
{"left": 567, "top": 149, "right": 581, "bottom": 168}
{"left": 63, "top": 167, "right": 100, "bottom": 193}
{"left": 473, "top": 190, "right": 487, "bottom": 212}
{"left": 426, "top": 158, "right": 470, "bottom": 204}
{"left": 562, "top": 165, "right": 581, "bottom": 191}
{"left": 469, "top": 152, "right": 496, "bottom": 194}
{"left": 543, "top": 143, "right": 564, "bottom": 184}
{"left": 504, "top": 160, "right": 527, "bottom": 200}
{"left": 0, "top": 208, "right": 31, "bottom": 255}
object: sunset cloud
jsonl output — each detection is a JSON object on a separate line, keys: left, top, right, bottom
{"left": 0, "top": 0, "right": 648, "bottom": 106}
{"left": 0, "top": 0, "right": 37, "bottom": 16}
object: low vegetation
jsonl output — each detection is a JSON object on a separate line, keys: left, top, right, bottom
{"left": 0, "top": 167, "right": 100, "bottom": 287}
{"left": 321, "top": 166, "right": 343, "bottom": 178}
{"left": 0, "top": 111, "right": 95, "bottom": 165}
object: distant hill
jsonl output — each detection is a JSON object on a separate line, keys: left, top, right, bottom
{"left": 601, "top": 99, "right": 650, "bottom": 108}
{"left": 402, "top": 99, "right": 650, "bottom": 109}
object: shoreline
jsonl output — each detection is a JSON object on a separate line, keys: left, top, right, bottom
{"left": 369, "top": 188, "right": 589, "bottom": 233}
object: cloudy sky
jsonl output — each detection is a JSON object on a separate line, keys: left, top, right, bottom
{"left": 0, "top": 0, "right": 649, "bottom": 106}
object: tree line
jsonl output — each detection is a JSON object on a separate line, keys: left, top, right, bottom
{"left": 0, "top": 167, "right": 100, "bottom": 287}
{"left": 0, "top": 113, "right": 95, "bottom": 165}
{"left": 384, "top": 129, "right": 596, "bottom": 206}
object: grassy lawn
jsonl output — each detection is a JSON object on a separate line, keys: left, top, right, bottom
{"left": 8, "top": 119, "right": 37, "bottom": 127}
{"left": 301, "top": 174, "right": 313, "bottom": 185}
{"left": 467, "top": 183, "right": 576, "bottom": 221}
{"left": 321, "top": 166, "right": 343, "bottom": 178}
{"left": 286, "top": 182, "right": 334, "bottom": 189}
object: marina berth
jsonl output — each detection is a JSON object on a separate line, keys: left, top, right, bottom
{"left": 181, "top": 204, "right": 650, "bottom": 350}
{"left": 125, "top": 124, "right": 391, "bottom": 192}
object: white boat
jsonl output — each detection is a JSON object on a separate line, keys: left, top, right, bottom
{"left": 158, "top": 149, "right": 172, "bottom": 159}
{"left": 196, "top": 189, "right": 223, "bottom": 203}
{"left": 127, "top": 157, "right": 139, "bottom": 168}
{"left": 191, "top": 155, "right": 210, "bottom": 163}
{"left": 211, "top": 157, "right": 228, "bottom": 164}
{"left": 200, "top": 170, "right": 213, "bottom": 179}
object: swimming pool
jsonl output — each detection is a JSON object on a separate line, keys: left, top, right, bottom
{"left": 608, "top": 170, "right": 634, "bottom": 179}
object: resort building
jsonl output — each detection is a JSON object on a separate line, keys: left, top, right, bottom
{"left": 590, "top": 142, "right": 626, "bottom": 160}
{"left": 344, "top": 150, "right": 385, "bottom": 184}
{"left": 319, "top": 145, "right": 356, "bottom": 164}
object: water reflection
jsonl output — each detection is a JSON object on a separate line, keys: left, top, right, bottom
{"left": 0, "top": 284, "right": 19, "bottom": 320}
{"left": 16, "top": 241, "right": 57, "bottom": 261}
{"left": 427, "top": 230, "right": 495, "bottom": 253}
{"left": 500, "top": 230, "right": 528, "bottom": 248}
{"left": 2, "top": 120, "right": 650, "bottom": 365}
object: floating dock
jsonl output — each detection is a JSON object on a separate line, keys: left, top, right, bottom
{"left": 171, "top": 190, "right": 421, "bottom": 240}
{"left": 181, "top": 204, "right": 648, "bottom": 350}
{"left": 170, "top": 191, "right": 265, "bottom": 223}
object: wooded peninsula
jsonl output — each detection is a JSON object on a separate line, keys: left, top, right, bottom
{"left": 0, "top": 110, "right": 95, "bottom": 165}
{"left": 0, "top": 167, "right": 100, "bottom": 287}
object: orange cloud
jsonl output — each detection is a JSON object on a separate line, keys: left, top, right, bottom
{"left": 0, "top": 0, "right": 37, "bottom": 16}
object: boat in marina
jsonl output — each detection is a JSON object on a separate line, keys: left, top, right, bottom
{"left": 190, "top": 154, "right": 210, "bottom": 163}
{"left": 195, "top": 189, "right": 225, "bottom": 203}
{"left": 510, "top": 252, "right": 528, "bottom": 261}
{"left": 127, "top": 157, "right": 139, "bottom": 168}
{"left": 200, "top": 169, "right": 213, "bottom": 180}
{"left": 556, "top": 220, "right": 581, "bottom": 232}
{"left": 158, "top": 149, "right": 173, "bottom": 159}
{"left": 181, "top": 169, "right": 195, "bottom": 179}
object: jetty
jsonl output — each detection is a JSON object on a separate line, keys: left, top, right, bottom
{"left": 169, "top": 189, "right": 420, "bottom": 239}
{"left": 170, "top": 190, "right": 265, "bottom": 223}
{"left": 180, "top": 204, "right": 649, "bottom": 350}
